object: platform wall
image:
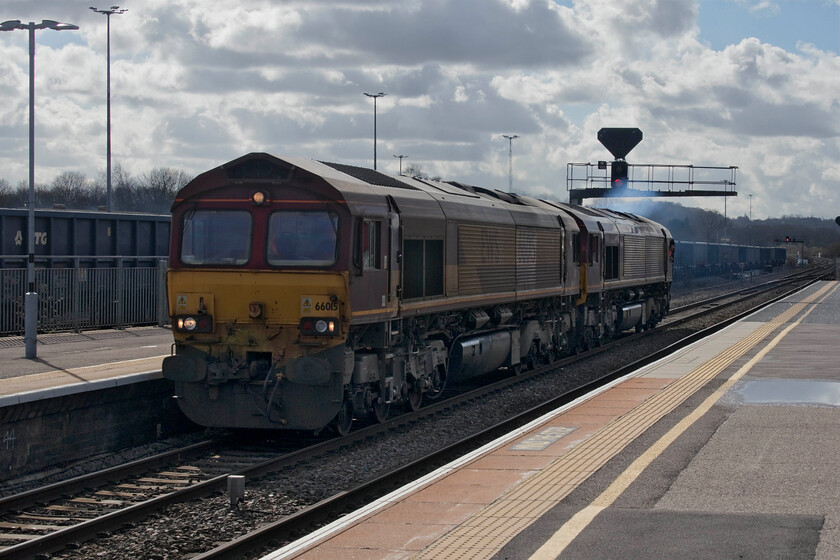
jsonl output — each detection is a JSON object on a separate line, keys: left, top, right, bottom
{"left": 0, "top": 380, "right": 196, "bottom": 479}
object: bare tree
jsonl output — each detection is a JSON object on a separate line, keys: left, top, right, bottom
{"left": 12, "top": 179, "right": 48, "bottom": 209}
{"left": 110, "top": 162, "right": 139, "bottom": 211}
{"left": 50, "top": 171, "right": 88, "bottom": 208}
{"left": 690, "top": 208, "right": 726, "bottom": 243}
{"left": 138, "top": 167, "right": 192, "bottom": 213}
{"left": 403, "top": 164, "right": 441, "bottom": 181}
{"left": 0, "top": 178, "right": 12, "bottom": 207}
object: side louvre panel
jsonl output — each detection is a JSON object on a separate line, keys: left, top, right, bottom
{"left": 457, "top": 224, "right": 515, "bottom": 294}
{"left": 515, "top": 227, "right": 561, "bottom": 290}
{"left": 646, "top": 237, "right": 666, "bottom": 276}
{"left": 623, "top": 235, "right": 646, "bottom": 279}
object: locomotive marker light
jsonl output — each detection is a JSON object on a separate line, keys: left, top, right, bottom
{"left": 251, "top": 191, "right": 267, "bottom": 205}
{"left": 1, "top": 18, "right": 79, "bottom": 359}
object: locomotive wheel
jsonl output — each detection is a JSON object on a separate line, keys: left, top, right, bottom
{"left": 523, "top": 343, "right": 538, "bottom": 370}
{"left": 582, "top": 330, "right": 593, "bottom": 351}
{"left": 406, "top": 389, "right": 422, "bottom": 411}
{"left": 426, "top": 364, "right": 447, "bottom": 399}
{"left": 372, "top": 399, "right": 390, "bottom": 423}
{"left": 331, "top": 399, "right": 353, "bottom": 436}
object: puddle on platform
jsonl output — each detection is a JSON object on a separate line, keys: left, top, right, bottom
{"left": 735, "top": 379, "right": 840, "bottom": 406}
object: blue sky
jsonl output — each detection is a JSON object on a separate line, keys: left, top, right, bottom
{"left": 698, "top": 0, "right": 839, "bottom": 53}
{"left": 1, "top": 0, "right": 839, "bottom": 220}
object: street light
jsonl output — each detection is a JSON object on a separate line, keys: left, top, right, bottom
{"left": 363, "top": 92, "right": 386, "bottom": 170}
{"left": 1, "top": 19, "right": 79, "bottom": 359}
{"left": 502, "top": 134, "right": 519, "bottom": 192}
{"left": 749, "top": 193, "right": 752, "bottom": 246}
{"left": 90, "top": 5, "right": 127, "bottom": 213}
{"left": 393, "top": 154, "right": 407, "bottom": 175}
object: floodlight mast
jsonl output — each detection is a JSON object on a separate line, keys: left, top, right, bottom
{"left": 502, "top": 134, "right": 519, "bottom": 192}
{"left": 90, "top": 6, "right": 127, "bottom": 212}
{"left": 363, "top": 92, "right": 386, "bottom": 170}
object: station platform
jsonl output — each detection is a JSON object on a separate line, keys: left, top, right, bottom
{"left": 0, "top": 326, "right": 171, "bottom": 408}
{"left": 264, "top": 280, "right": 840, "bottom": 560}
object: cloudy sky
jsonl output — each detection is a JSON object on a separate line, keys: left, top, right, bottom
{"left": 0, "top": 0, "right": 838, "bottom": 219}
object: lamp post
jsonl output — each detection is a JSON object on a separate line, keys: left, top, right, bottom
{"left": 393, "top": 154, "right": 407, "bottom": 175}
{"left": 502, "top": 134, "right": 519, "bottom": 192}
{"left": 1, "top": 19, "right": 79, "bottom": 359}
{"left": 90, "top": 6, "right": 127, "bottom": 213}
{"left": 363, "top": 92, "right": 386, "bottom": 170}
{"left": 748, "top": 193, "right": 752, "bottom": 246}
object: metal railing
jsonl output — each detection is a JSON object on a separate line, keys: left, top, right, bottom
{"left": 0, "top": 258, "right": 168, "bottom": 335}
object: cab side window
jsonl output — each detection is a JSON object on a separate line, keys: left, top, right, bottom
{"left": 589, "top": 234, "right": 599, "bottom": 265}
{"left": 572, "top": 234, "right": 581, "bottom": 264}
{"left": 362, "top": 220, "right": 381, "bottom": 270}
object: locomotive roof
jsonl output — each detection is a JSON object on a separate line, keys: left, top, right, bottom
{"left": 173, "top": 153, "right": 669, "bottom": 239}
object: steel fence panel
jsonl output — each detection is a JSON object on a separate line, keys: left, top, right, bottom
{"left": 0, "top": 269, "right": 26, "bottom": 335}
{"left": 0, "top": 262, "right": 169, "bottom": 335}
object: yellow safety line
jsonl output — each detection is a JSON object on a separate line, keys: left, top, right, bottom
{"left": 528, "top": 281, "right": 838, "bottom": 559}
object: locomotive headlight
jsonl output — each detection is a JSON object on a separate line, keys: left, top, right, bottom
{"left": 300, "top": 317, "right": 339, "bottom": 336}
{"left": 175, "top": 314, "right": 213, "bottom": 333}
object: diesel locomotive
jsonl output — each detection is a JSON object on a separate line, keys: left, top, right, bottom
{"left": 162, "top": 153, "right": 673, "bottom": 434}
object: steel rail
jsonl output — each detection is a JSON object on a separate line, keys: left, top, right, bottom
{"left": 669, "top": 266, "right": 829, "bottom": 315}
{"left": 0, "top": 440, "right": 216, "bottom": 515}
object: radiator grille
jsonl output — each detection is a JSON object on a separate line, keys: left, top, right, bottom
{"left": 516, "top": 227, "right": 561, "bottom": 290}
{"left": 624, "top": 236, "right": 646, "bottom": 279}
{"left": 458, "top": 224, "right": 515, "bottom": 294}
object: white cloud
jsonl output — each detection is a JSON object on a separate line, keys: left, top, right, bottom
{"left": 0, "top": 0, "right": 837, "bottom": 220}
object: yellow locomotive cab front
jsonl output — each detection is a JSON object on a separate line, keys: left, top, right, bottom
{"left": 164, "top": 269, "right": 351, "bottom": 429}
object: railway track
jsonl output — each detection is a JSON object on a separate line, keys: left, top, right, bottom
{"left": 0, "top": 267, "right": 830, "bottom": 560}
{"left": 0, "top": 440, "right": 311, "bottom": 558}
